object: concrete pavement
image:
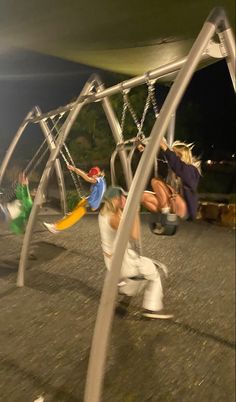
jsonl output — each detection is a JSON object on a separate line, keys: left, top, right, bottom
{"left": 0, "top": 214, "right": 235, "bottom": 402}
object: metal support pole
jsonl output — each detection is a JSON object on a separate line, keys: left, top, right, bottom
{"left": 166, "top": 112, "right": 176, "bottom": 146}
{"left": 127, "top": 145, "right": 137, "bottom": 183}
{"left": 110, "top": 145, "right": 135, "bottom": 188}
{"left": 0, "top": 110, "right": 34, "bottom": 185}
{"left": 84, "top": 11, "right": 224, "bottom": 402}
{"left": 95, "top": 79, "right": 130, "bottom": 188}
{"left": 110, "top": 149, "right": 118, "bottom": 186}
{"left": 219, "top": 29, "right": 236, "bottom": 91}
{"left": 16, "top": 77, "right": 96, "bottom": 287}
{"left": 35, "top": 107, "right": 68, "bottom": 214}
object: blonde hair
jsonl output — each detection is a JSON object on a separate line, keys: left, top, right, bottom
{"left": 98, "top": 170, "right": 105, "bottom": 177}
{"left": 100, "top": 198, "right": 118, "bottom": 216}
{"left": 172, "top": 141, "right": 201, "bottom": 173}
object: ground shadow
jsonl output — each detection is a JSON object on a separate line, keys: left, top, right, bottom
{"left": 26, "top": 269, "right": 100, "bottom": 300}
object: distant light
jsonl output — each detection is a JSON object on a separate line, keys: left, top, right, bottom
{"left": 206, "top": 160, "right": 212, "bottom": 165}
{"left": 219, "top": 161, "right": 224, "bottom": 164}
{"left": 232, "top": 153, "right": 235, "bottom": 158}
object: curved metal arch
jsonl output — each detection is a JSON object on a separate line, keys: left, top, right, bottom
{"left": 16, "top": 76, "right": 97, "bottom": 287}
{"left": 110, "top": 148, "right": 118, "bottom": 186}
{"left": 84, "top": 8, "right": 236, "bottom": 402}
{"left": 0, "top": 107, "right": 67, "bottom": 215}
{"left": 110, "top": 143, "right": 137, "bottom": 187}
{"left": 16, "top": 73, "right": 132, "bottom": 287}
{"left": 0, "top": 110, "right": 34, "bottom": 184}
{"left": 93, "top": 77, "right": 131, "bottom": 188}
{"left": 35, "top": 106, "right": 67, "bottom": 214}
{"left": 166, "top": 112, "right": 176, "bottom": 146}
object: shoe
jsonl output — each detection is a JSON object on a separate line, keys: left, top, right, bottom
{"left": 152, "top": 223, "right": 165, "bottom": 235}
{"left": 43, "top": 222, "right": 59, "bottom": 234}
{"left": 142, "top": 309, "right": 173, "bottom": 319}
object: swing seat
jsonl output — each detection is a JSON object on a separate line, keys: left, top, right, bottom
{"left": 148, "top": 212, "right": 178, "bottom": 236}
{"left": 54, "top": 198, "right": 87, "bottom": 231}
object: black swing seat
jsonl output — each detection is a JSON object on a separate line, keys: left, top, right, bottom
{"left": 148, "top": 212, "right": 179, "bottom": 236}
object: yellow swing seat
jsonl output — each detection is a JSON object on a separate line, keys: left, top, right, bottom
{"left": 54, "top": 198, "right": 87, "bottom": 231}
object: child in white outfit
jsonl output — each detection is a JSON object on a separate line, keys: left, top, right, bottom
{"left": 98, "top": 186, "right": 173, "bottom": 319}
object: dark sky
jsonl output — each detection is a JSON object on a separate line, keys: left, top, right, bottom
{"left": 0, "top": 50, "right": 101, "bottom": 154}
{"left": 0, "top": 50, "right": 235, "bottom": 162}
{"left": 179, "top": 60, "right": 235, "bottom": 159}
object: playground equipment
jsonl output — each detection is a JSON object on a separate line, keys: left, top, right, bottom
{"left": 0, "top": 7, "right": 235, "bottom": 402}
{"left": 84, "top": 8, "right": 235, "bottom": 402}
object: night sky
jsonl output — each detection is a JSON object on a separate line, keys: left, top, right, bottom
{"left": 0, "top": 50, "right": 235, "bottom": 162}
{"left": 179, "top": 60, "right": 235, "bottom": 160}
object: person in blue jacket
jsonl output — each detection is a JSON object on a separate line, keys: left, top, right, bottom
{"left": 141, "top": 139, "right": 201, "bottom": 220}
{"left": 43, "top": 165, "right": 106, "bottom": 233}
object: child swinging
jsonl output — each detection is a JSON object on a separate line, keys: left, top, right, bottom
{"left": 139, "top": 139, "right": 201, "bottom": 220}
{"left": 0, "top": 172, "right": 33, "bottom": 234}
{"left": 43, "top": 164, "right": 106, "bottom": 233}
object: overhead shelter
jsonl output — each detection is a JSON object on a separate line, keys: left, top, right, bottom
{"left": 0, "top": 0, "right": 235, "bottom": 77}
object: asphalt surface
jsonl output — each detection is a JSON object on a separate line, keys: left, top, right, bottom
{"left": 0, "top": 212, "right": 235, "bottom": 402}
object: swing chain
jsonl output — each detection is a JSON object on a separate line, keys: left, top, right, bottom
{"left": 58, "top": 150, "right": 84, "bottom": 200}
{"left": 60, "top": 148, "right": 84, "bottom": 199}
{"left": 149, "top": 82, "right": 159, "bottom": 118}
{"left": 121, "top": 79, "right": 158, "bottom": 139}
{"left": 51, "top": 117, "right": 85, "bottom": 199}
{"left": 120, "top": 94, "right": 128, "bottom": 134}
{"left": 23, "top": 116, "right": 62, "bottom": 176}
{"left": 139, "top": 89, "right": 152, "bottom": 134}
{"left": 145, "top": 75, "right": 159, "bottom": 118}
{"left": 24, "top": 139, "right": 48, "bottom": 176}
{"left": 122, "top": 91, "right": 142, "bottom": 134}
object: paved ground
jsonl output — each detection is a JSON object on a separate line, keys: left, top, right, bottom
{"left": 0, "top": 212, "right": 235, "bottom": 402}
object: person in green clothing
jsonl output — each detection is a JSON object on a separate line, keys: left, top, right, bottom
{"left": 0, "top": 172, "right": 33, "bottom": 234}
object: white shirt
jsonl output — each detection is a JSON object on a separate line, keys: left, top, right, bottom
{"left": 98, "top": 212, "right": 116, "bottom": 255}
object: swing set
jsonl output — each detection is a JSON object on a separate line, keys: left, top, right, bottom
{"left": 0, "top": 7, "right": 234, "bottom": 288}
{"left": 0, "top": 7, "right": 235, "bottom": 402}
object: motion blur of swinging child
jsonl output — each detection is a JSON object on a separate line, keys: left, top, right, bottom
{"left": 137, "top": 138, "right": 201, "bottom": 220}
{"left": 0, "top": 172, "right": 33, "bottom": 234}
{"left": 43, "top": 164, "right": 106, "bottom": 233}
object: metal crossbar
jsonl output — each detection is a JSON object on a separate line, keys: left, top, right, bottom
{"left": 26, "top": 38, "right": 226, "bottom": 126}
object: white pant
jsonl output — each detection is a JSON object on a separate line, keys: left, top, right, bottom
{"left": 104, "top": 249, "right": 163, "bottom": 311}
{"left": 7, "top": 200, "right": 22, "bottom": 219}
